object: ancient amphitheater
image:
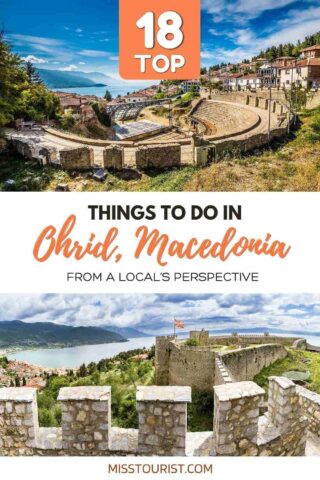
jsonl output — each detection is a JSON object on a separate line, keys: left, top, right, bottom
{"left": 7, "top": 91, "right": 291, "bottom": 172}
{"left": 1, "top": 331, "right": 320, "bottom": 457}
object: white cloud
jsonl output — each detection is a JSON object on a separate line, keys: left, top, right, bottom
{"left": 22, "top": 55, "right": 47, "bottom": 64}
{"left": 59, "top": 64, "right": 78, "bottom": 71}
{"left": 75, "top": 28, "right": 83, "bottom": 33}
{"left": 0, "top": 294, "right": 320, "bottom": 336}
{"left": 205, "top": 3, "right": 320, "bottom": 65}
{"left": 9, "top": 34, "right": 63, "bottom": 46}
{"left": 78, "top": 61, "right": 86, "bottom": 65}
{"left": 201, "top": 51, "right": 215, "bottom": 59}
{"left": 109, "top": 55, "right": 119, "bottom": 61}
{"left": 79, "top": 49, "right": 108, "bottom": 57}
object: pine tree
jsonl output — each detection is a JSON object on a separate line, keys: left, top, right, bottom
{"left": 24, "top": 60, "right": 43, "bottom": 84}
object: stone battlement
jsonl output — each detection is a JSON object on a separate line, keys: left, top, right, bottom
{"left": 1, "top": 378, "right": 319, "bottom": 456}
{"left": 155, "top": 332, "right": 306, "bottom": 392}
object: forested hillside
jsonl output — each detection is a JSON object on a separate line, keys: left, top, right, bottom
{"left": 0, "top": 33, "right": 60, "bottom": 128}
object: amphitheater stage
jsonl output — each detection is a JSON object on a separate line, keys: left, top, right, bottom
{"left": 114, "top": 120, "right": 165, "bottom": 140}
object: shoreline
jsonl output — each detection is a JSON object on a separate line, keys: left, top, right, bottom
{"left": 0, "top": 338, "right": 129, "bottom": 357}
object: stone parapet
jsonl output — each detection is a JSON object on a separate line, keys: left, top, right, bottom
{"left": 58, "top": 386, "right": 111, "bottom": 454}
{"left": 214, "top": 381, "right": 264, "bottom": 455}
{"left": 137, "top": 386, "right": 191, "bottom": 456}
{"left": 0, "top": 387, "right": 39, "bottom": 456}
{"left": 297, "top": 385, "right": 320, "bottom": 436}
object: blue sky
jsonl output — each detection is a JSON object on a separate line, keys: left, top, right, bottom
{"left": 1, "top": 0, "right": 320, "bottom": 77}
{"left": 0, "top": 294, "right": 320, "bottom": 335}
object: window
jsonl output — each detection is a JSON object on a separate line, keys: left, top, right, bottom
{"left": 285, "top": 69, "right": 290, "bottom": 74}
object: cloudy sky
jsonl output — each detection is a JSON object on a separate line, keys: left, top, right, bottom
{"left": 0, "top": 0, "right": 319, "bottom": 77}
{"left": 0, "top": 294, "right": 320, "bottom": 335}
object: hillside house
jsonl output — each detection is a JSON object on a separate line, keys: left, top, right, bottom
{"left": 181, "top": 80, "right": 200, "bottom": 93}
{"left": 222, "top": 73, "right": 243, "bottom": 90}
{"left": 237, "top": 74, "right": 262, "bottom": 90}
{"left": 122, "top": 93, "right": 150, "bottom": 104}
{"left": 300, "top": 45, "right": 320, "bottom": 59}
{"left": 280, "top": 58, "right": 320, "bottom": 89}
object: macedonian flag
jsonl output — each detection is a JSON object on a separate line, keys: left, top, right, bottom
{"left": 174, "top": 318, "right": 185, "bottom": 329}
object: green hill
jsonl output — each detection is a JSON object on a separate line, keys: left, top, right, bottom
{"left": 37, "top": 69, "right": 107, "bottom": 88}
{"left": 0, "top": 320, "right": 127, "bottom": 349}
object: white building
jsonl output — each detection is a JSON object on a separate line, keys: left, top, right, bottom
{"left": 237, "top": 75, "right": 262, "bottom": 90}
{"left": 280, "top": 58, "right": 320, "bottom": 89}
{"left": 181, "top": 80, "right": 200, "bottom": 93}
{"left": 122, "top": 93, "right": 150, "bottom": 104}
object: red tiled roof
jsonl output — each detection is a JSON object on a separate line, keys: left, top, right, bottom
{"left": 280, "top": 58, "right": 320, "bottom": 69}
{"left": 301, "top": 45, "right": 320, "bottom": 52}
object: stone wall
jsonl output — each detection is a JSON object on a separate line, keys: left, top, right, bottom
{"left": 214, "top": 376, "right": 308, "bottom": 456}
{"left": 59, "top": 147, "right": 94, "bottom": 170}
{"left": 0, "top": 387, "right": 39, "bottom": 456}
{"left": 257, "top": 376, "right": 307, "bottom": 456}
{"left": 103, "top": 146, "right": 123, "bottom": 170}
{"left": 168, "top": 342, "right": 215, "bottom": 392}
{"left": 58, "top": 386, "right": 111, "bottom": 454}
{"left": 155, "top": 336, "right": 175, "bottom": 386}
{"left": 137, "top": 386, "right": 191, "bottom": 456}
{"left": 296, "top": 385, "right": 320, "bottom": 436}
{"left": 135, "top": 144, "right": 181, "bottom": 169}
{"left": 205, "top": 334, "right": 299, "bottom": 347}
{"left": 219, "top": 344, "right": 288, "bottom": 382}
{"left": 155, "top": 334, "right": 295, "bottom": 391}
{"left": 10, "top": 138, "right": 39, "bottom": 160}
{"left": 0, "top": 380, "right": 313, "bottom": 456}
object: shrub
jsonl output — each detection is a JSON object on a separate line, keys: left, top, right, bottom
{"left": 185, "top": 337, "right": 199, "bottom": 346}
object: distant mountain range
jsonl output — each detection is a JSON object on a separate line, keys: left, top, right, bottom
{"left": 0, "top": 320, "right": 127, "bottom": 350}
{"left": 37, "top": 69, "right": 113, "bottom": 89}
{"left": 102, "top": 326, "right": 149, "bottom": 338}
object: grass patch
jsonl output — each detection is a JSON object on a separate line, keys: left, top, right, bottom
{"left": 254, "top": 349, "right": 320, "bottom": 394}
{"left": 187, "top": 391, "right": 213, "bottom": 432}
{"left": 186, "top": 106, "right": 320, "bottom": 192}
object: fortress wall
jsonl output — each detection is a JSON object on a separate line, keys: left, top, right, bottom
{"left": 58, "top": 386, "right": 111, "bottom": 454}
{"left": 168, "top": 343, "right": 215, "bottom": 392}
{"left": 219, "top": 344, "right": 288, "bottom": 382}
{"left": 60, "top": 147, "right": 94, "bottom": 170}
{"left": 0, "top": 387, "right": 39, "bottom": 456}
{"left": 207, "top": 335, "right": 298, "bottom": 347}
{"left": 0, "top": 381, "right": 312, "bottom": 457}
{"left": 214, "top": 357, "right": 234, "bottom": 385}
{"left": 155, "top": 336, "right": 175, "bottom": 386}
{"left": 214, "top": 377, "right": 307, "bottom": 456}
{"left": 189, "top": 330, "right": 209, "bottom": 345}
{"left": 137, "top": 386, "right": 191, "bottom": 456}
{"left": 296, "top": 386, "right": 320, "bottom": 436}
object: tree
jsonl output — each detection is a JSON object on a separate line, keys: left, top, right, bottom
{"left": 104, "top": 89, "right": 112, "bottom": 101}
{"left": 79, "top": 363, "right": 88, "bottom": 377}
{"left": 15, "top": 376, "right": 20, "bottom": 387}
{"left": 24, "top": 61, "right": 43, "bottom": 84}
{"left": 0, "top": 32, "right": 60, "bottom": 126}
{"left": 22, "top": 376, "right": 27, "bottom": 386}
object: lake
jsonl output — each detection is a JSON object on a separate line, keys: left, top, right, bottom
{"left": 7, "top": 331, "right": 320, "bottom": 369}
{"left": 53, "top": 84, "right": 149, "bottom": 98}
{"left": 8, "top": 337, "right": 155, "bottom": 369}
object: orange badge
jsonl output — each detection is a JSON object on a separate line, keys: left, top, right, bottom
{"left": 119, "top": 0, "right": 200, "bottom": 80}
